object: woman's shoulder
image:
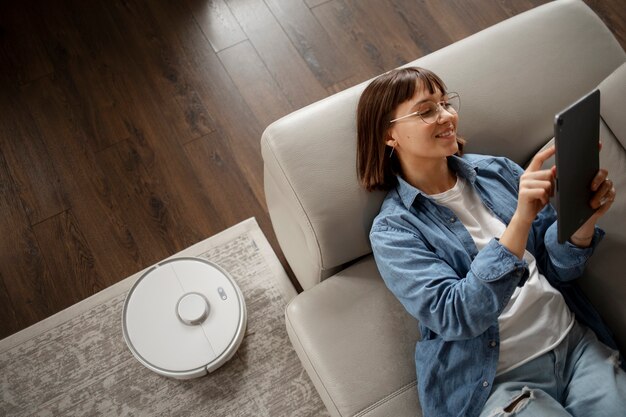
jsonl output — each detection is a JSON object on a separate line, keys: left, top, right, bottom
{"left": 372, "top": 190, "right": 402, "bottom": 224}
{"left": 462, "top": 153, "right": 517, "bottom": 166}
{"left": 461, "top": 153, "right": 523, "bottom": 175}
{"left": 371, "top": 190, "right": 416, "bottom": 234}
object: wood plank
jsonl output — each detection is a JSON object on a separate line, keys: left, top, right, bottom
{"left": 32, "top": 210, "right": 106, "bottom": 310}
{"left": 123, "top": 0, "right": 268, "bottom": 203}
{"left": 218, "top": 41, "right": 294, "bottom": 128}
{"left": 322, "top": 1, "right": 433, "bottom": 92}
{"left": 27, "top": 0, "right": 215, "bottom": 152}
{"left": 226, "top": 0, "right": 329, "bottom": 109}
{"left": 351, "top": 0, "right": 428, "bottom": 59}
{"left": 417, "top": 0, "right": 541, "bottom": 44}
{"left": 20, "top": 74, "right": 148, "bottom": 285}
{"left": 172, "top": 85, "right": 219, "bottom": 146}
{"left": 0, "top": 80, "right": 68, "bottom": 225}
{"left": 21, "top": 3, "right": 134, "bottom": 152}
{"left": 48, "top": 0, "right": 268, "bottom": 248}
{"left": 141, "top": 0, "right": 288, "bottom": 210}
{"left": 0, "top": 147, "right": 54, "bottom": 336}
{"left": 263, "top": 0, "right": 354, "bottom": 87}
{"left": 24, "top": 0, "right": 230, "bottom": 259}
{"left": 0, "top": 272, "right": 19, "bottom": 337}
{"left": 75, "top": 0, "right": 262, "bottom": 256}
{"left": 88, "top": 0, "right": 217, "bottom": 146}
{"left": 0, "top": 2, "right": 53, "bottom": 84}
{"left": 185, "top": 0, "right": 248, "bottom": 52}
{"left": 113, "top": 0, "right": 295, "bottom": 281}
{"left": 326, "top": 73, "right": 369, "bottom": 95}
{"left": 313, "top": 0, "right": 411, "bottom": 77}
{"left": 585, "top": 0, "right": 626, "bottom": 50}
{"left": 96, "top": 135, "right": 213, "bottom": 259}
{"left": 183, "top": 130, "right": 267, "bottom": 227}
{"left": 24, "top": 0, "right": 212, "bottom": 281}
{"left": 385, "top": 0, "right": 458, "bottom": 55}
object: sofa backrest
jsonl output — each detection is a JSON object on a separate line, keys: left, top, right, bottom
{"left": 261, "top": 0, "right": 626, "bottom": 290}
{"left": 582, "top": 63, "right": 626, "bottom": 352}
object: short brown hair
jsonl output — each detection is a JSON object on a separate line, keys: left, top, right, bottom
{"left": 356, "top": 67, "right": 465, "bottom": 192}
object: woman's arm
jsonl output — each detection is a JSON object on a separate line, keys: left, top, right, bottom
{"left": 499, "top": 146, "right": 557, "bottom": 259}
{"left": 371, "top": 225, "right": 527, "bottom": 342}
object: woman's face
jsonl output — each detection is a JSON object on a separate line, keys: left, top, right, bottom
{"left": 386, "top": 85, "right": 459, "bottom": 164}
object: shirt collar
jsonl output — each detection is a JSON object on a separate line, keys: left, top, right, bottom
{"left": 396, "top": 155, "right": 478, "bottom": 210}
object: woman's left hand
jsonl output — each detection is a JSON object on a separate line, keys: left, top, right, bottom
{"left": 570, "top": 168, "right": 617, "bottom": 247}
{"left": 589, "top": 168, "right": 616, "bottom": 217}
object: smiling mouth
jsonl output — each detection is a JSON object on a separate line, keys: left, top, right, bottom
{"left": 435, "top": 125, "right": 456, "bottom": 138}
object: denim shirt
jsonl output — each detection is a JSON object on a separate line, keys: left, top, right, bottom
{"left": 370, "top": 154, "right": 616, "bottom": 417}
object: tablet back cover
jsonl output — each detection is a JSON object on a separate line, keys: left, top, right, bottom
{"left": 554, "top": 89, "right": 600, "bottom": 244}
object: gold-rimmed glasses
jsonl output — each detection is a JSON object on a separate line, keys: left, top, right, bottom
{"left": 389, "top": 93, "right": 460, "bottom": 124}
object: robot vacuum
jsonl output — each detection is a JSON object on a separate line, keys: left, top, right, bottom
{"left": 122, "top": 257, "right": 247, "bottom": 379}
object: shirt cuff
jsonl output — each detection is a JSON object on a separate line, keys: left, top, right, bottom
{"left": 470, "top": 238, "right": 529, "bottom": 285}
{"left": 544, "top": 222, "right": 605, "bottom": 269}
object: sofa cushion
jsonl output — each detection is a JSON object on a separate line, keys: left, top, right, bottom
{"left": 285, "top": 256, "right": 420, "bottom": 417}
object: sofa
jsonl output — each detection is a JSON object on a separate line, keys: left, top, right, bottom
{"left": 260, "top": 1, "right": 626, "bottom": 416}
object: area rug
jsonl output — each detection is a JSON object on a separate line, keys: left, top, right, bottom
{"left": 0, "top": 218, "right": 329, "bottom": 416}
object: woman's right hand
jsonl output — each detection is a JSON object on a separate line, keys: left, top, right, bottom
{"left": 515, "top": 146, "right": 557, "bottom": 226}
{"left": 500, "top": 146, "right": 556, "bottom": 259}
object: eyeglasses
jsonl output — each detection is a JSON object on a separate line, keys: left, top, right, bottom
{"left": 389, "top": 93, "right": 460, "bottom": 124}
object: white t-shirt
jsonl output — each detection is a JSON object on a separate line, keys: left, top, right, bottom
{"left": 430, "top": 176, "right": 574, "bottom": 375}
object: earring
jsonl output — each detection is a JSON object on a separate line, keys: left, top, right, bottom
{"left": 389, "top": 146, "right": 395, "bottom": 158}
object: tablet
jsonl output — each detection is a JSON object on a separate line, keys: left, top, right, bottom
{"left": 554, "top": 89, "right": 600, "bottom": 244}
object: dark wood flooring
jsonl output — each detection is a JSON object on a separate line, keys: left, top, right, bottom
{"left": 1, "top": 0, "right": 624, "bottom": 339}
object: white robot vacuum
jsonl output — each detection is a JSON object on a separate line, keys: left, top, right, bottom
{"left": 122, "top": 257, "right": 247, "bottom": 379}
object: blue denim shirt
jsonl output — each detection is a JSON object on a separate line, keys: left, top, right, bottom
{"left": 370, "top": 154, "right": 615, "bottom": 417}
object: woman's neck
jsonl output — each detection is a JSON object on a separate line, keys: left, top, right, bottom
{"left": 402, "top": 157, "right": 457, "bottom": 195}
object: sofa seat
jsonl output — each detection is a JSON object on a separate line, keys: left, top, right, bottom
{"left": 286, "top": 256, "right": 420, "bottom": 417}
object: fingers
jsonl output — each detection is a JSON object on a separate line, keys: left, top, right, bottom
{"left": 521, "top": 178, "right": 554, "bottom": 195}
{"left": 528, "top": 145, "right": 556, "bottom": 171}
{"left": 520, "top": 187, "right": 552, "bottom": 206}
{"left": 523, "top": 169, "right": 555, "bottom": 182}
{"left": 521, "top": 167, "right": 555, "bottom": 196}
{"left": 600, "top": 185, "right": 616, "bottom": 206}
{"left": 591, "top": 169, "right": 609, "bottom": 191}
{"left": 518, "top": 169, "right": 555, "bottom": 222}
{"left": 590, "top": 178, "right": 616, "bottom": 209}
{"left": 521, "top": 179, "right": 554, "bottom": 202}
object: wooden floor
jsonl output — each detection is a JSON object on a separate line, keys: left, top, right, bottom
{"left": 0, "top": 0, "right": 624, "bottom": 339}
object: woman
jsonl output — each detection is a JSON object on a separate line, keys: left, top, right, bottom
{"left": 356, "top": 67, "right": 625, "bottom": 417}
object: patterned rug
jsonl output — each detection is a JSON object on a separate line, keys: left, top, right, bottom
{"left": 0, "top": 218, "right": 328, "bottom": 416}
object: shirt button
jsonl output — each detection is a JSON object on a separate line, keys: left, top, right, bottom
{"left": 449, "top": 217, "right": 456, "bottom": 223}
{"left": 482, "top": 381, "right": 489, "bottom": 388}
{"left": 489, "top": 340, "right": 497, "bottom": 348}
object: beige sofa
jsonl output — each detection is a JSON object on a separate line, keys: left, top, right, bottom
{"left": 260, "top": 1, "right": 626, "bottom": 416}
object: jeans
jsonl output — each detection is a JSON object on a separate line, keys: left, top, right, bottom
{"left": 479, "top": 321, "right": 626, "bottom": 417}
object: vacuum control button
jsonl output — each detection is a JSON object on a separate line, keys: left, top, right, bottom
{"left": 177, "top": 293, "right": 210, "bottom": 325}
